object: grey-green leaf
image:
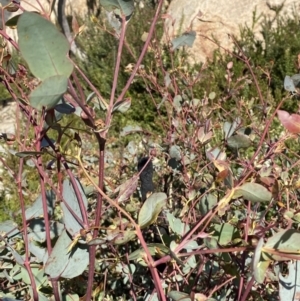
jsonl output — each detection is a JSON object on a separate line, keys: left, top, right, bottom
{"left": 168, "top": 291, "right": 191, "bottom": 301}
{"left": 18, "top": 12, "right": 73, "bottom": 80}
{"left": 29, "top": 76, "right": 68, "bottom": 111}
{"left": 138, "top": 192, "right": 167, "bottom": 228}
{"left": 227, "top": 134, "right": 252, "bottom": 149}
{"left": 45, "top": 230, "right": 89, "bottom": 278}
{"left": 171, "top": 31, "right": 196, "bottom": 51}
{"left": 100, "top": 0, "right": 134, "bottom": 18}
{"left": 233, "top": 182, "right": 272, "bottom": 203}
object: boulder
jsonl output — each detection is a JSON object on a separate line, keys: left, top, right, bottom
{"left": 165, "top": 0, "right": 300, "bottom": 64}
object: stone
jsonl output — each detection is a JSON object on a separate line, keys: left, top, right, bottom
{"left": 0, "top": 100, "right": 17, "bottom": 135}
{"left": 164, "top": 0, "right": 300, "bottom": 64}
{"left": 0, "top": 0, "right": 89, "bottom": 49}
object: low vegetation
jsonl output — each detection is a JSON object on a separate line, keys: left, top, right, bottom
{"left": 1, "top": 1, "right": 300, "bottom": 301}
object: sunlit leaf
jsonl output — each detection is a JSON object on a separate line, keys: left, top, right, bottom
{"left": 212, "top": 223, "right": 238, "bottom": 246}
{"left": 252, "top": 237, "right": 267, "bottom": 283}
{"left": 138, "top": 192, "right": 167, "bottom": 228}
{"left": 100, "top": 0, "right": 134, "bottom": 19}
{"left": 45, "top": 230, "right": 88, "bottom": 278}
{"left": 233, "top": 182, "right": 272, "bottom": 203}
{"left": 173, "top": 95, "right": 183, "bottom": 112}
{"left": 277, "top": 110, "right": 300, "bottom": 133}
{"left": 166, "top": 212, "right": 189, "bottom": 236}
{"left": 61, "top": 178, "right": 88, "bottom": 237}
{"left": 217, "top": 188, "right": 235, "bottom": 216}
{"left": 18, "top": 12, "right": 73, "bottom": 80}
{"left": 169, "top": 145, "right": 181, "bottom": 160}
{"left": 262, "top": 229, "right": 300, "bottom": 261}
{"left": 168, "top": 291, "right": 191, "bottom": 301}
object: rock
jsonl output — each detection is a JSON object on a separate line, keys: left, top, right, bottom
{"left": 0, "top": 100, "right": 17, "bottom": 135}
{"left": 164, "top": 0, "right": 300, "bottom": 64}
{"left": 0, "top": 0, "right": 90, "bottom": 51}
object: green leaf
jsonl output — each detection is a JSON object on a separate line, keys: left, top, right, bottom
{"left": 113, "top": 230, "right": 136, "bottom": 245}
{"left": 223, "top": 120, "right": 238, "bottom": 139}
{"left": 212, "top": 223, "right": 238, "bottom": 246}
{"left": 262, "top": 229, "right": 300, "bottom": 261}
{"left": 284, "top": 75, "right": 296, "bottom": 92}
{"left": 233, "top": 183, "right": 272, "bottom": 203}
{"left": 173, "top": 95, "right": 183, "bottom": 112}
{"left": 120, "top": 125, "right": 143, "bottom": 136}
{"left": 138, "top": 192, "right": 167, "bottom": 228}
{"left": 166, "top": 212, "right": 189, "bottom": 236}
{"left": 29, "top": 76, "right": 68, "bottom": 110}
{"left": 100, "top": 0, "right": 134, "bottom": 18}
{"left": 25, "top": 190, "right": 55, "bottom": 219}
{"left": 171, "top": 31, "right": 196, "bottom": 51}
{"left": 18, "top": 12, "right": 73, "bottom": 80}
{"left": 169, "top": 145, "right": 181, "bottom": 160}
{"left": 15, "top": 151, "right": 44, "bottom": 158}
{"left": 112, "top": 98, "right": 131, "bottom": 113}
{"left": 227, "top": 134, "right": 252, "bottom": 149}
{"left": 45, "top": 230, "right": 89, "bottom": 278}
{"left": 61, "top": 178, "right": 88, "bottom": 237}
{"left": 128, "top": 243, "right": 170, "bottom": 261}
{"left": 252, "top": 237, "right": 267, "bottom": 283}
{"left": 168, "top": 291, "right": 191, "bottom": 301}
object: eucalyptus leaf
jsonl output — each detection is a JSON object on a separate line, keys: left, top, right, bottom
{"left": 252, "top": 237, "right": 267, "bottom": 283}
{"left": 173, "top": 95, "right": 183, "bottom": 112}
{"left": 223, "top": 120, "right": 238, "bottom": 139}
{"left": 262, "top": 229, "right": 300, "bottom": 261}
{"left": 138, "top": 193, "right": 167, "bottom": 228}
{"left": 100, "top": 0, "right": 134, "bottom": 18}
{"left": 227, "top": 134, "right": 252, "bottom": 149}
{"left": 168, "top": 291, "right": 191, "bottom": 301}
{"left": 18, "top": 12, "right": 73, "bottom": 80}
{"left": 15, "top": 151, "right": 44, "bottom": 158}
{"left": 29, "top": 76, "right": 68, "bottom": 111}
{"left": 212, "top": 223, "right": 238, "bottom": 246}
{"left": 112, "top": 98, "right": 131, "bottom": 113}
{"left": 45, "top": 230, "right": 89, "bottom": 278}
{"left": 171, "top": 31, "right": 196, "bottom": 51}
{"left": 284, "top": 75, "right": 296, "bottom": 92}
{"left": 61, "top": 178, "right": 88, "bottom": 237}
{"left": 233, "top": 182, "right": 272, "bottom": 203}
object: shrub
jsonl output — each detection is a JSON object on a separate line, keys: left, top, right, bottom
{"left": 1, "top": 1, "right": 300, "bottom": 301}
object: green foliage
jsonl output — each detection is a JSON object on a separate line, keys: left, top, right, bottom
{"left": 3, "top": 2, "right": 300, "bottom": 301}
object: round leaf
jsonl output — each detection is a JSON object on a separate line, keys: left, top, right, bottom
{"left": 18, "top": 12, "right": 73, "bottom": 80}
